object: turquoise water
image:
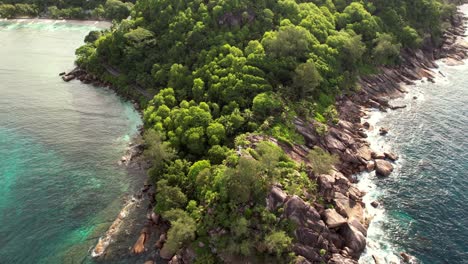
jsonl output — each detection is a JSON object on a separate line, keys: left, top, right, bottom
{"left": 0, "top": 20, "right": 143, "bottom": 263}
{"left": 358, "top": 55, "right": 468, "bottom": 262}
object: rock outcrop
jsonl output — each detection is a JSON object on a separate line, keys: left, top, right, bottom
{"left": 375, "top": 159, "right": 394, "bottom": 177}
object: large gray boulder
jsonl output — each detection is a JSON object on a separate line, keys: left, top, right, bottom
{"left": 266, "top": 186, "right": 288, "bottom": 211}
{"left": 339, "top": 224, "right": 366, "bottom": 255}
{"left": 329, "top": 253, "right": 358, "bottom": 264}
{"left": 284, "top": 195, "right": 324, "bottom": 231}
{"left": 324, "top": 209, "right": 347, "bottom": 228}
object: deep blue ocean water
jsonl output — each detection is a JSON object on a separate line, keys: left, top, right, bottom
{"left": 358, "top": 55, "right": 468, "bottom": 262}
{"left": 0, "top": 20, "right": 142, "bottom": 263}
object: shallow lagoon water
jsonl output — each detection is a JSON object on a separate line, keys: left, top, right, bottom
{"left": 0, "top": 20, "right": 143, "bottom": 263}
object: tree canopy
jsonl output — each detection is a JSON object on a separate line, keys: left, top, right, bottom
{"left": 70, "top": 0, "right": 459, "bottom": 261}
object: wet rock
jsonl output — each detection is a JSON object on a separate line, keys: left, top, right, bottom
{"left": 356, "top": 146, "right": 372, "bottom": 161}
{"left": 132, "top": 232, "right": 147, "bottom": 254}
{"left": 371, "top": 151, "right": 386, "bottom": 159}
{"left": 371, "top": 201, "right": 379, "bottom": 208}
{"left": 384, "top": 152, "right": 399, "bottom": 161}
{"left": 62, "top": 74, "right": 75, "bottom": 82}
{"left": 400, "top": 252, "right": 417, "bottom": 263}
{"left": 155, "top": 233, "right": 166, "bottom": 249}
{"left": 363, "top": 122, "right": 370, "bottom": 129}
{"left": 366, "top": 161, "right": 375, "bottom": 172}
{"left": 375, "top": 159, "right": 394, "bottom": 177}
{"left": 324, "top": 209, "right": 347, "bottom": 228}
{"left": 379, "top": 127, "right": 389, "bottom": 136}
{"left": 389, "top": 105, "right": 407, "bottom": 110}
{"left": 373, "top": 255, "right": 384, "bottom": 264}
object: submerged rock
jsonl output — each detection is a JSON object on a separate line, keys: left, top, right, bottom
{"left": 375, "top": 159, "right": 394, "bottom": 177}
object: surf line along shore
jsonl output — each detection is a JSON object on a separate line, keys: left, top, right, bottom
{"left": 60, "top": 5, "right": 468, "bottom": 264}
{"left": 291, "top": 5, "right": 468, "bottom": 264}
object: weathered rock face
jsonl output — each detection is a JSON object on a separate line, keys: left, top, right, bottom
{"left": 339, "top": 224, "right": 366, "bottom": 256}
{"left": 159, "top": 245, "right": 174, "bottom": 260}
{"left": 375, "top": 159, "right": 394, "bottom": 177}
{"left": 318, "top": 174, "right": 336, "bottom": 202}
{"left": 284, "top": 196, "right": 324, "bottom": 230}
{"left": 267, "top": 185, "right": 288, "bottom": 211}
{"left": 329, "top": 253, "right": 359, "bottom": 264}
{"left": 384, "top": 152, "right": 399, "bottom": 161}
{"left": 324, "top": 209, "right": 347, "bottom": 228}
{"left": 334, "top": 192, "right": 364, "bottom": 222}
{"left": 366, "top": 160, "right": 375, "bottom": 171}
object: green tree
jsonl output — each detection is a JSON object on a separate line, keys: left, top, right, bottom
{"left": 292, "top": 61, "right": 322, "bottom": 100}
{"left": 307, "top": 146, "right": 338, "bottom": 175}
{"left": 252, "top": 92, "right": 282, "bottom": 119}
{"left": 264, "top": 231, "right": 292, "bottom": 257}
{"left": 372, "top": 33, "right": 402, "bottom": 65}
{"left": 162, "top": 209, "right": 197, "bottom": 256}
{"left": 154, "top": 180, "right": 188, "bottom": 214}
{"left": 104, "top": 0, "right": 132, "bottom": 21}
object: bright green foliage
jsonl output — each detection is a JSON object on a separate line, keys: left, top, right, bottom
{"left": 143, "top": 130, "right": 175, "bottom": 176}
{"left": 162, "top": 209, "right": 197, "bottom": 256}
{"left": 154, "top": 180, "right": 188, "bottom": 215}
{"left": 69, "top": 0, "right": 459, "bottom": 260}
{"left": 372, "top": 33, "right": 402, "bottom": 65}
{"left": 264, "top": 230, "right": 293, "bottom": 257}
{"left": 292, "top": 61, "right": 322, "bottom": 99}
{"left": 252, "top": 92, "right": 282, "bottom": 119}
{"left": 307, "top": 146, "right": 339, "bottom": 175}
{"left": 104, "top": 0, "right": 132, "bottom": 21}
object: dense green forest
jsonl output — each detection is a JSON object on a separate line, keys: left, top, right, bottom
{"left": 0, "top": 0, "right": 134, "bottom": 19}
{"left": 74, "top": 0, "right": 463, "bottom": 262}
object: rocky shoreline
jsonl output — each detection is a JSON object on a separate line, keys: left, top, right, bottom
{"left": 285, "top": 8, "right": 468, "bottom": 264}
{"left": 61, "top": 8, "right": 468, "bottom": 264}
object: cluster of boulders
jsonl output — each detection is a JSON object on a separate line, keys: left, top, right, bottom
{"left": 61, "top": 67, "right": 111, "bottom": 86}
{"left": 265, "top": 174, "right": 367, "bottom": 264}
